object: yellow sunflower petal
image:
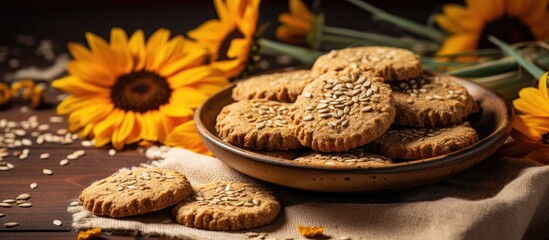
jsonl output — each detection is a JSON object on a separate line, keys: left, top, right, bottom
{"left": 214, "top": 0, "right": 233, "bottom": 24}
{"left": 141, "top": 111, "right": 159, "bottom": 142}
{"left": 168, "top": 65, "right": 221, "bottom": 88}
{"left": 227, "top": 38, "right": 251, "bottom": 60}
{"left": 129, "top": 29, "right": 146, "bottom": 71}
{"left": 93, "top": 109, "right": 125, "bottom": 147}
{"left": 514, "top": 87, "right": 549, "bottom": 116}
{"left": 514, "top": 115, "right": 549, "bottom": 142}
{"left": 186, "top": 76, "right": 229, "bottom": 96}
{"left": 110, "top": 28, "right": 133, "bottom": 73}
{"left": 290, "top": 0, "right": 314, "bottom": 22}
{"left": 80, "top": 104, "right": 115, "bottom": 137}
{"left": 112, "top": 111, "right": 135, "bottom": 150}
{"left": 57, "top": 95, "right": 111, "bottom": 115}
{"left": 67, "top": 61, "right": 116, "bottom": 88}
{"left": 531, "top": 15, "right": 549, "bottom": 40}
{"left": 151, "top": 111, "right": 168, "bottom": 142}
{"left": 144, "top": 28, "right": 170, "bottom": 71}
{"left": 238, "top": 0, "right": 260, "bottom": 36}
{"left": 539, "top": 72, "right": 549, "bottom": 103}
{"left": 52, "top": 75, "right": 109, "bottom": 96}
{"left": 436, "top": 34, "right": 478, "bottom": 55}
{"left": 158, "top": 46, "right": 207, "bottom": 77}
{"left": 279, "top": 14, "right": 311, "bottom": 32}
{"left": 466, "top": 0, "right": 502, "bottom": 22}
{"left": 521, "top": 0, "right": 549, "bottom": 25}
{"left": 67, "top": 42, "right": 93, "bottom": 62}
{"left": 159, "top": 103, "right": 193, "bottom": 118}
{"left": 441, "top": 4, "right": 482, "bottom": 31}
{"left": 169, "top": 88, "right": 209, "bottom": 109}
{"left": 276, "top": 26, "right": 307, "bottom": 45}
{"left": 85, "top": 32, "right": 125, "bottom": 76}
{"left": 165, "top": 120, "right": 212, "bottom": 156}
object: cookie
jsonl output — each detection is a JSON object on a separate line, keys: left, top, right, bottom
{"left": 390, "top": 72, "right": 479, "bottom": 127}
{"left": 312, "top": 46, "right": 422, "bottom": 81}
{"left": 370, "top": 122, "right": 479, "bottom": 160}
{"left": 216, "top": 99, "right": 302, "bottom": 150}
{"left": 291, "top": 69, "right": 396, "bottom": 152}
{"left": 173, "top": 182, "right": 281, "bottom": 231}
{"left": 79, "top": 168, "right": 192, "bottom": 217}
{"left": 232, "top": 69, "right": 314, "bottom": 103}
{"left": 293, "top": 148, "right": 392, "bottom": 168}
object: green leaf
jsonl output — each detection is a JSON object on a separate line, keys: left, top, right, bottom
{"left": 435, "top": 48, "right": 502, "bottom": 58}
{"left": 258, "top": 38, "right": 323, "bottom": 64}
{"left": 488, "top": 36, "right": 545, "bottom": 79}
{"left": 346, "top": 0, "right": 446, "bottom": 42}
{"left": 446, "top": 57, "right": 517, "bottom": 78}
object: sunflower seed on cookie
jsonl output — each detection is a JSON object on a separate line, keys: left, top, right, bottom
{"left": 80, "top": 168, "right": 192, "bottom": 217}
{"left": 173, "top": 181, "right": 281, "bottom": 231}
{"left": 291, "top": 69, "right": 396, "bottom": 152}
{"left": 232, "top": 69, "right": 315, "bottom": 103}
{"left": 370, "top": 122, "right": 479, "bottom": 160}
{"left": 216, "top": 99, "right": 302, "bottom": 150}
{"left": 312, "top": 46, "right": 422, "bottom": 81}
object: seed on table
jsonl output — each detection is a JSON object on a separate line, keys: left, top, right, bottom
{"left": 66, "top": 154, "right": 78, "bottom": 160}
{"left": 18, "top": 203, "right": 32, "bottom": 208}
{"left": 39, "top": 153, "right": 50, "bottom": 159}
{"left": 60, "top": 159, "right": 69, "bottom": 166}
{"left": 2, "top": 199, "right": 15, "bottom": 203}
{"left": 30, "top": 183, "right": 37, "bottom": 189}
{"left": 108, "top": 149, "right": 117, "bottom": 156}
{"left": 0, "top": 213, "right": 5, "bottom": 217}
{"left": 49, "top": 116, "right": 64, "bottom": 123}
{"left": 7, "top": 163, "right": 14, "bottom": 169}
{"left": 0, "top": 203, "right": 11, "bottom": 208}
{"left": 69, "top": 201, "right": 79, "bottom": 206}
{"left": 4, "top": 222, "right": 18, "bottom": 228}
{"left": 16, "top": 193, "right": 30, "bottom": 200}
{"left": 73, "top": 150, "right": 86, "bottom": 156}
{"left": 21, "top": 139, "right": 32, "bottom": 146}
{"left": 43, "top": 169, "right": 53, "bottom": 175}
{"left": 53, "top": 220, "right": 62, "bottom": 226}
{"left": 81, "top": 140, "right": 93, "bottom": 147}
{"left": 0, "top": 166, "right": 9, "bottom": 171}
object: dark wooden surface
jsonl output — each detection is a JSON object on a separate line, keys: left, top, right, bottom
{"left": 0, "top": 103, "right": 151, "bottom": 239}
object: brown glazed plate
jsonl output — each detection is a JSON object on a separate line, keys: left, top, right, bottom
{"left": 194, "top": 70, "right": 514, "bottom": 192}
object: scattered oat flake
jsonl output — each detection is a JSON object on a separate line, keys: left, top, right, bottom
{"left": 43, "top": 169, "right": 53, "bottom": 175}
{"left": 30, "top": 183, "right": 37, "bottom": 189}
{"left": 108, "top": 149, "right": 116, "bottom": 156}
{"left": 53, "top": 219, "right": 62, "bottom": 226}
{"left": 77, "top": 227, "right": 101, "bottom": 240}
{"left": 297, "top": 224, "right": 324, "bottom": 238}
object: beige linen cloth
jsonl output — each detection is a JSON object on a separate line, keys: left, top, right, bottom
{"left": 70, "top": 147, "right": 549, "bottom": 240}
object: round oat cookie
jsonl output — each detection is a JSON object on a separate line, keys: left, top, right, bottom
{"left": 232, "top": 69, "right": 315, "bottom": 103}
{"left": 390, "top": 72, "right": 479, "bottom": 127}
{"left": 216, "top": 99, "right": 302, "bottom": 150}
{"left": 370, "top": 122, "right": 479, "bottom": 160}
{"left": 173, "top": 181, "right": 281, "bottom": 231}
{"left": 312, "top": 46, "right": 422, "bottom": 81}
{"left": 291, "top": 69, "right": 396, "bottom": 152}
{"left": 293, "top": 148, "right": 392, "bottom": 168}
{"left": 79, "top": 168, "right": 192, "bottom": 217}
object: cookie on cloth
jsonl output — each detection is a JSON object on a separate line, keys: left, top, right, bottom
{"left": 216, "top": 99, "right": 302, "bottom": 150}
{"left": 232, "top": 69, "right": 315, "bottom": 103}
{"left": 311, "top": 46, "right": 422, "bottom": 81}
{"left": 293, "top": 148, "right": 392, "bottom": 168}
{"left": 79, "top": 168, "right": 192, "bottom": 217}
{"left": 173, "top": 181, "right": 281, "bottom": 231}
{"left": 291, "top": 69, "right": 396, "bottom": 152}
{"left": 390, "top": 72, "right": 479, "bottom": 127}
{"left": 370, "top": 122, "right": 479, "bottom": 160}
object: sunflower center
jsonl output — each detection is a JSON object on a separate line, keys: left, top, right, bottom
{"left": 216, "top": 27, "right": 245, "bottom": 61}
{"left": 541, "top": 132, "right": 549, "bottom": 144}
{"left": 478, "top": 15, "right": 536, "bottom": 49}
{"left": 110, "top": 71, "right": 171, "bottom": 113}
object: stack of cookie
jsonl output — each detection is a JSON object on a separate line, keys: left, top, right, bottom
{"left": 217, "top": 46, "right": 479, "bottom": 167}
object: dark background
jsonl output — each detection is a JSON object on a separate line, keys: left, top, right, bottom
{"left": 0, "top": 0, "right": 463, "bottom": 44}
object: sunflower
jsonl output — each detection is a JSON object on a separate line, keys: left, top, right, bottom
{"left": 276, "top": 0, "right": 317, "bottom": 47}
{"left": 436, "top": 0, "right": 549, "bottom": 55}
{"left": 187, "top": 0, "right": 260, "bottom": 78}
{"left": 502, "top": 72, "right": 549, "bottom": 164}
{"left": 53, "top": 28, "right": 228, "bottom": 150}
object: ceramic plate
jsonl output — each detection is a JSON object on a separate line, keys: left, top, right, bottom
{"left": 194, "top": 71, "right": 514, "bottom": 192}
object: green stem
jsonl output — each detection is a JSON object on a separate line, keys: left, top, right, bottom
{"left": 346, "top": 0, "right": 446, "bottom": 42}
{"left": 258, "top": 38, "right": 323, "bottom": 64}
{"left": 489, "top": 36, "right": 545, "bottom": 79}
